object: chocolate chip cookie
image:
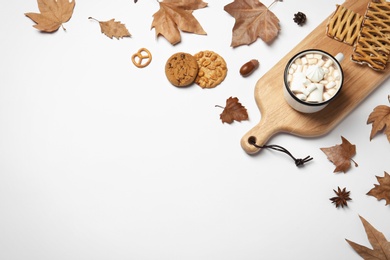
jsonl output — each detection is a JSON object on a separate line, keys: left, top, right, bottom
{"left": 165, "top": 52, "right": 199, "bottom": 87}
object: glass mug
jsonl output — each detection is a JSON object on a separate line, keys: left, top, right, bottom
{"left": 283, "top": 49, "right": 344, "bottom": 113}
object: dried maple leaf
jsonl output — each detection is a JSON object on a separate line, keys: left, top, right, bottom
{"left": 224, "top": 0, "right": 280, "bottom": 47}
{"left": 216, "top": 97, "right": 248, "bottom": 124}
{"left": 346, "top": 216, "right": 390, "bottom": 259}
{"left": 330, "top": 187, "right": 351, "bottom": 208}
{"left": 89, "top": 17, "right": 131, "bottom": 39}
{"left": 367, "top": 96, "right": 390, "bottom": 142}
{"left": 367, "top": 171, "right": 390, "bottom": 206}
{"left": 320, "top": 136, "right": 358, "bottom": 173}
{"left": 151, "top": 0, "right": 207, "bottom": 45}
{"left": 25, "top": 0, "right": 76, "bottom": 32}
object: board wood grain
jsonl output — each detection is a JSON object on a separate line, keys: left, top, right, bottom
{"left": 241, "top": 0, "right": 390, "bottom": 154}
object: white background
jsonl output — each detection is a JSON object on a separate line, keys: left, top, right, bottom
{"left": 1, "top": 0, "right": 389, "bottom": 259}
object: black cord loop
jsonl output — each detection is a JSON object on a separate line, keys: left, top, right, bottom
{"left": 248, "top": 136, "right": 313, "bottom": 166}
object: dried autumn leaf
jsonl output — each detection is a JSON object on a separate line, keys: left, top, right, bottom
{"left": 25, "top": 0, "right": 75, "bottom": 32}
{"left": 151, "top": 0, "right": 207, "bottom": 45}
{"left": 224, "top": 0, "right": 280, "bottom": 47}
{"left": 217, "top": 97, "right": 248, "bottom": 124}
{"left": 367, "top": 171, "right": 390, "bottom": 206}
{"left": 320, "top": 136, "right": 358, "bottom": 173}
{"left": 367, "top": 99, "right": 390, "bottom": 142}
{"left": 89, "top": 17, "right": 131, "bottom": 39}
{"left": 346, "top": 216, "right": 390, "bottom": 259}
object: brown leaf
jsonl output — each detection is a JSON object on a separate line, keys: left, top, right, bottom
{"left": 320, "top": 136, "right": 358, "bottom": 173}
{"left": 367, "top": 102, "right": 390, "bottom": 142}
{"left": 224, "top": 0, "right": 280, "bottom": 47}
{"left": 367, "top": 171, "right": 390, "bottom": 206}
{"left": 346, "top": 216, "right": 390, "bottom": 259}
{"left": 89, "top": 17, "right": 131, "bottom": 39}
{"left": 25, "top": 0, "right": 75, "bottom": 32}
{"left": 151, "top": 0, "right": 207, "bottom": 45}
{"left": 217, "top": 97, "right": 248, "bottom": 124}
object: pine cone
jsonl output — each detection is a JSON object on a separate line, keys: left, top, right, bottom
{"left": 293, "top": 12, "right": 306, "bottom": 26}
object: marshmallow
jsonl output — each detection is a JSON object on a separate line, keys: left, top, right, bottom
{"left": 333, "top": 70, "right": 340, "bottom": 80}
{"left": 323, "top": 92, "right": 332, "bottom": 100}
{"left": 287, "top": 74, "right": 293, "bottom": 82}
{"left": 324, "top": 59, "right": 333, "bottom": 68}
{"left": 295, "top": 93, "right": 307, "bottom": 100}
{"left": 306, "top": 54, "right": 314, "bottom": 59}
{"left": 306, "top": 84, "right": 324, "bottom": 103}
{"left": 290, "top": 72, "right": 309, "bottom": 92}
{"left": 328, "top": 66, "right": 334, "bottom": 76}
{"left": 327, "top": 87, "right": 337, "bottom": 96}
{"left": 325, "top": 81, "right": 336, "bottom": 89}
{"left": 317, "top": 59, "right": 325, "bottom": 67}
{"left": 305, "top": 65, "right": 325, "bottom": 83}
{"left": 301, "top": 83, "right": 318, "bottom": 96}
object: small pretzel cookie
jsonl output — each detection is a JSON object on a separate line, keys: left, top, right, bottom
{"left": 131, "top": 48, "right": 152, "bottom": 68}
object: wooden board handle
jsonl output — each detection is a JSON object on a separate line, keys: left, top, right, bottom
{"left": 241, "top": 115, "right": 281, "bottom": 154}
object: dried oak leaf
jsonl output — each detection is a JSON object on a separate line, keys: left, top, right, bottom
{"left": 330, "top": 187, "right": 351, "bottom": 208}
{"left": 367, "top": 171, "right": 390, "bottom": 206}
{"left": 151, "top": 0, "right": 207, "bottom": 45}
{"left": 217, "top": 97, "right": 248, "bottom": 124}
{"left": 346, "top": 216, "right": 390, "bottom": 259}
{"left": 25, "top": 0, "right": 76, "bottom": 32}
{"left": 224, "top": 0, "right": 280, "bottom": 47}
{"left": 320, "top": 136, "right": 358, "bottom": 173}
{"left": 89, "top": 17, "right": 131, "bottom": 39}
{"left": 367, "top": 100, "right": 390, "bottom": 142}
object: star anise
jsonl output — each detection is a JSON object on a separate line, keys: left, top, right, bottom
{"left": 330, "top": 187, "right": 351, "bottom": 208}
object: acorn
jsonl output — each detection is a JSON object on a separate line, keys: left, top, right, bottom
{"left": 239, "top": 59, "right": 259, "bottom": 77}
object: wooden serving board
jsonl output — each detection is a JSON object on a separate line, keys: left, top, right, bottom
{"left": 241, "top": 0, "right": 390, "bottom": 154}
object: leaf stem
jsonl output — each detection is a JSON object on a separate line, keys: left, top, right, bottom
{"left": 215, "top": 105, "right": 225, "bottom": 109}
{"left": 88, "top": 17, "right": 99, "bottom": 22}
{"left": 268, "top": 0, "right": 281, "bottom": 9}
{"left": 351, "top": 158, "right": 358, "bottom": 167}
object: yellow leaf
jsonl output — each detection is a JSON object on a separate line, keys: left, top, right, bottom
{"left": 367, "top": 103, "right": 390, "bottom": 142}
{"left": 346, "top": 216, "right": 390, "bottom": 259}
{"left": 151, "top": 0, "right": 207, "bottom": 45}
{"left": 89, "top": 17, "right": 131, "bottom": 39}
{"left": 25, "top": 0, "right": 76, "bottom": 32}
{"left": 367, "top": 171, "right": 390, "bottom": 206}
{"left": 224, "top": 0, "right": 280, "bottom": 47}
